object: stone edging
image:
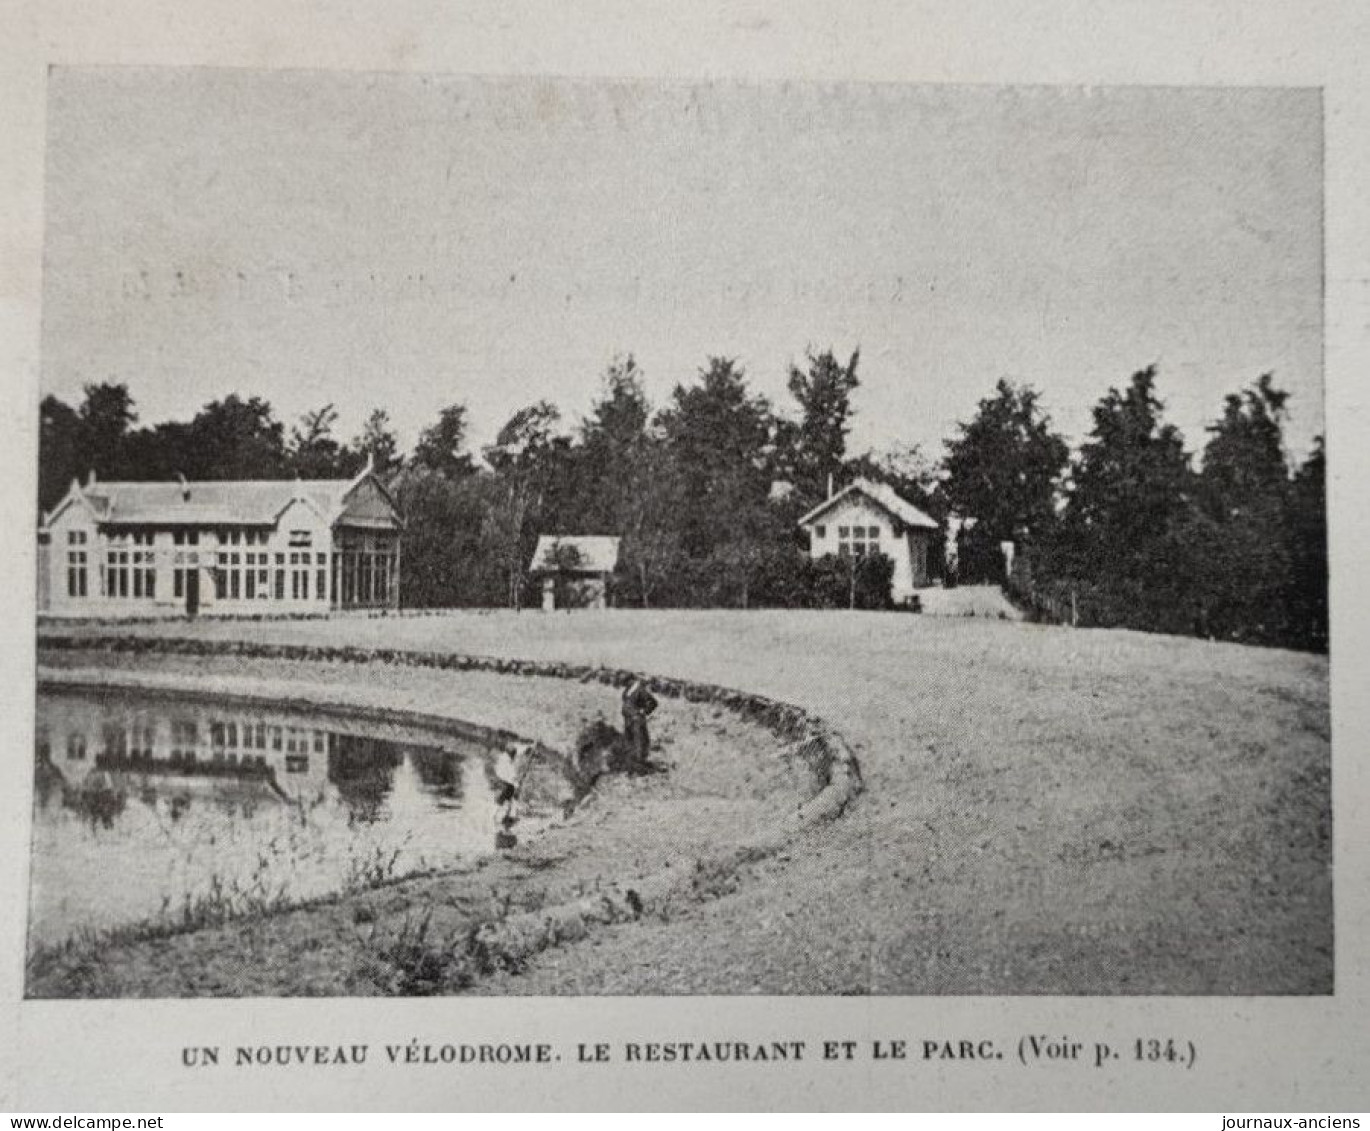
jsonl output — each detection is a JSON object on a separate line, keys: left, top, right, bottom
{"left": 39, "top": 634, "right": 862, "bottom": 979}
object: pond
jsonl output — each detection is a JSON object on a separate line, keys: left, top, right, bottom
{"left": 29, "top": 688, "right": 568, "bottom": 950}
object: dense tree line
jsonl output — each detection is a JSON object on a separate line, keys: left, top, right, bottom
{"left": 944, "top": 367, "right": 1327, "bottom": 651}
{"left": 38, "top": 352, "right": 1327, "bottom": 651}
{"left": 38, "top": 349, "right": 913, "bottom": 612}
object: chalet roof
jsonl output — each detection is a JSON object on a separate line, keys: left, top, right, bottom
{"left": 44, "top": 465, "right": 399, "bottom": 529}
{"left": 529, "top": 535, "right": 621, "bottom": 574}
{"left": 796, "top": 477, "right": 939, "bottom": 531}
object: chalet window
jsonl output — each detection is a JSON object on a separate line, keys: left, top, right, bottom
{"left": 838, "top": 525, "right": 877, "bottom": 559}
{"left": 65, "top": 733, "right": 86, "bottom": 761}
{"left": 814, "top": 525, "right": 826, "bottom": 539}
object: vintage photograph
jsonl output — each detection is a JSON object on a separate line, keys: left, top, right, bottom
{"left": 28, "top": 68, "right": 1328, "bottom": 999}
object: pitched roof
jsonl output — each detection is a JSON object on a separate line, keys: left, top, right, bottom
{"left": 796, "top": 477, "right": 939, "bottom": 531}
{"left": 529, "top": 535, "right": 621, "bottom": 574}
{"left": 45, "top": 467, "right": 397, "bottom": 529}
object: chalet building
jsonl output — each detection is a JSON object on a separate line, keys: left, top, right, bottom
{"left": 529, "top": 535, "right": 621, "bottom": 610}
{"left": 797, "top": 477, "right": 940, "bottom": 603}
{"left": 37, "top": 460, "right": 402, "bottom": 617}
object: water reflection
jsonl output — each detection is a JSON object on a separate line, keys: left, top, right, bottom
{"left": 29, "top": 689, "right": 559, "bottom": 950}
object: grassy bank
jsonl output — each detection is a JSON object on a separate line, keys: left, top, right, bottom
{"left": 34, "top": 609, "right": 1331, "bottom": 994}
{"left": 29, "top": 649, "right": 826, "bottom": 996}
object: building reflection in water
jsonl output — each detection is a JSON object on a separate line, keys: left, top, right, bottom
{"left": 28, "top": 690, "right": 526, "bottom": 950}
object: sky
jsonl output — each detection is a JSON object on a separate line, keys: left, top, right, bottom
{"left": 40, "top": 68, "right": 1323, "bottom": 465}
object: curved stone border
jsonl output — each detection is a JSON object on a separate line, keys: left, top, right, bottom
{"left": 39, "top": 633, "right": 863, "bottom": 979}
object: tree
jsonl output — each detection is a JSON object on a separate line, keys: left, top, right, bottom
{"left": 781, "top": 347, "right": 861, "bottom": 508}
{"left": 393, "top": 468, "right": 504, "bottom": 607}
{"left": 1286, "top": 436, "right": 1328, "bottom": 651}
{"left": 38, "top": 394, "right": 82, "bottom": 513}
{"left": 412, "top": 403, "right": 475, "bottom": 479}
{"left": 290, "top": 404, "right": 360, "bottom": 479}
{"left": 574, "top": 356, "right": 653, "bottom": 533}
{"left": 806, "top": 551, "right": 894, "bottom": 610}
{"left": 1189, "top": 374, "right": 1294, "bottom": 642}
{"left": 942, "top": 379, "right": 1068, "bottom": 581}
{"left": 78, "top": 382, "right": 139, "bottom": 478}
{"left": 352, "top": 408, "right": 401, "bottom": 478}
{"left": 181, "top": 394, "right": 289, "bottom": 479}
{"left": 657, "top": 357, "right": 776, "bottom": 575}
{"left": 1057, "top": 366, "right": 1197, "bottom": 631}
{"left": 613, "top": 438, "right": 684, "bottom": 609}
{"left": 483, "top": 401, "right": 571, "bottom": 608}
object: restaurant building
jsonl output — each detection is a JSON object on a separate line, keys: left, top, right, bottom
{"left": 37, "top": 460, "right": 402, "bottom": 617}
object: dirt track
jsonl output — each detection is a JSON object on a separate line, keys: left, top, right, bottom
{"left": 36, "top": 608, "right": 1331, "bottom": 994}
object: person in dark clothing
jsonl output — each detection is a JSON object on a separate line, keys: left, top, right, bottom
{"left": 621, "top": 678, "right": 658, "bottom": 771}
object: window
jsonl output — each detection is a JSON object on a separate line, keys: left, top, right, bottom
{"left": 66, "top": 531, "right": 88, "bottom": 598}
{"left": 171, "top": 720, "right": 197, "bottom": 759}
{"left": 217, "top": 551, "right": 242, "bottom": 599}
{"left": 102, "top": 722, "right": 128, "bottom": 759}
{"left": 66, "top": 732, "right": 87, "bottom": 761}
{"left": 289, "top": 530, "right": 312, "bottom": 548}
{"left": 290, "top": 552, "right": 310, "bottom": 600}
{"left": 814, "top": 525, "right": 826, "bottom": 539}
{"left": 838, "top": 523, "right": 879, "bottom": 559}
{"left": 132, "top": 540, "right": 156, "bottom": 599}
{"left": 106, "top": 538, "right": 131, "bottom": 598}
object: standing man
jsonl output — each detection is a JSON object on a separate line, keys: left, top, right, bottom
{"left": 621, "top": 677, "right": 659, "bottom": 772}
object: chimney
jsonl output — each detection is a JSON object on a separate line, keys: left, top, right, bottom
{"left": 176, "top": 472, "right": 191, "bottom": 501}
{"left": 827, "top": 472, "right": 835, "bottom": 499}
{"left": 86, "top": 469, "right": 97, "bottom": 487}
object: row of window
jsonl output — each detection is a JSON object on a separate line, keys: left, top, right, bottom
{"left": 60, "top": 719, "right": 330, "bottom": 764}
{"left": 812, "top": 523, "right": 885, "bottom": 559}
{"left": 61, "top": 534, "right": 397, "bottom": 604}
{"left": 338, "top": 549, "right": 394, "bottom": 606}
{"left": 72, "top": 528, "right": 312, "bottom": 548}
{"left": 813, "top": 524, "right": 883, "bottom": 540}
